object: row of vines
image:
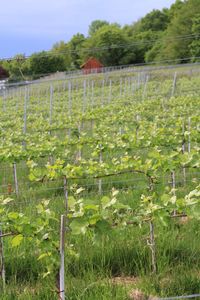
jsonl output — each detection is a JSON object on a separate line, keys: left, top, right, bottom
{"left": 0, "top": 65, "right": 200, "bottom": 298}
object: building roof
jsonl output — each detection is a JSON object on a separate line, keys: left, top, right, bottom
{"left": 80, "top": 57, "right": 103, "bottom": 69}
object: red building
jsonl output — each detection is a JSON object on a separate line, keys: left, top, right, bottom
{"left": 80, "top": 57, "right": 103, "bottom": 75}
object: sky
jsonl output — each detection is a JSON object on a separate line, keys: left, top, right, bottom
{"left": 0, "top": 0, "right": 175, "bottom": 58}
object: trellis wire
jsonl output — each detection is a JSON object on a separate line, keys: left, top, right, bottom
{"left": 1, "top": 175, "right": 199, "bottom": 203}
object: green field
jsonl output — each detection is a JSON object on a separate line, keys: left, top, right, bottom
{"left": 0, "top": 65, "right": 200, "bottom": 299}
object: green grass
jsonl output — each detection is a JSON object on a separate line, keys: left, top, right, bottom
{"left": 1, "top": 214, "right": 200, "bottom": 299}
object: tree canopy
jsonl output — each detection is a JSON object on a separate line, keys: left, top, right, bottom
{"left": 88, "top": 20, "right": 109, "bottom": 36}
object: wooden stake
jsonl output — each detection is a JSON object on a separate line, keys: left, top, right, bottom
{"left": 59, "top": 215, "right": 65, "bottom": 300}
{"left": 63, "top": 177, "right": 68, "bottom": 213}
{"left": 98, "top": 145, "right": 103, "bottom": 195}
{"left": 68, "top": 81, "right": 72, "bottom": 116}
{"left": 49, "top": 85, "right": 53, "bottom": 126}
{"left": 136, "top": 115, "right": 140, "bottom": 143}
{"left": 188, "top": 117, "right": 191, "bottom": 153}
{"left": 78, "top": 123, "right": 82, "bottom": 160}
{"left": 0, "top": 229, "right": 6, "bottom": 290}
{"left": 142, "top": 75, "right": 149, "bottom": 100}
{"left": 13, "top": 163, "right": 19, "bottom": 196}
{"left": 91, "top": 80, "right": 94, "bottom": 109}
{"left": 148, "top": 177, "right": 157, "bottom": 273}
{"left": 182, "top": 121, "right": 186, "bottom": 185}
{"left": 149, "top": 221, "right": 156, "bottom": 273}
{"left": 83, "top": 80, "right": 86, "bottom": 112}
{"left": 108, "top": 79, "right": 112, "bottom": 103}
{"left": 171, "top": 72, "right": 177, "bottom": 97}
{"left": 101, "top": 79, "right": 105, "bottom": 107}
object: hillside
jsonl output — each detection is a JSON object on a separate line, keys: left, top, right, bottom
{"left": 0, "top": 63, "right": 200, "bottom": 299}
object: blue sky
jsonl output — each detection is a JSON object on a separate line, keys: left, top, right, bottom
{"left": 0, "top": 0, "right": 175, "bottom": 58}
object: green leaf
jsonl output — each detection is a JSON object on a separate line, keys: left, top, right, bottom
{"left": 161, "top": 194, "right": 170, "bottom": 206}
{"left": 37, "top": 252, "right": 52, "bottom": 260}
{"left": 8, "top": 212, "right": 20, "bottom": 219}
{"left": 158, "top": 212, "right": 169, "bottom": 227}
{"left": 88, "top": 214, "right": 101, "bottom": 225}
{"left": 68, "top": 196, "right": 76, "bottom": 210}
{"left": 70, "top": 219, "right": 89, "bottom": 235}
{"left": 101, "top": 196, "right": 116, "bottom": 209}
{"left": 42, "top": 271, "right": 51, "bottom": 278}
{"left": 84, "top": 204, "right": 99, "bottom": 211}
{"left": 11, "top": 234, "right": 23, "bottom": 247}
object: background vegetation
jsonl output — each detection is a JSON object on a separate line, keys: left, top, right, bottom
{"left": 0, "top": 0, "right": 200, "bottom": 81}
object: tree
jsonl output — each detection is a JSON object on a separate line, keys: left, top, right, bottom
{"left": 139, "top": 9, "right": 170, "bottom": 32}
{"left": 68, "top": 33, "right": 86, "bottom": 69}
{"left": 122, "top": 8, "right": 170, "bottom": 64}
{"left": 29, "top": 51, "right": 66, "bottom": 78}
{"left": 153, "top": 0, "right": 200, "bottom": 62}
{"left": 168, "top": 0, "right": 185, "bottom": 19}
{"left": 88, "top": 20, "right": 109, "bottom": 36}
{"left": 133, "top": 30, "right": 162, "bottom": 63}
{"left": 145, "top": 39, "right": 163, "bottom": 63}
{"left": 52, "top": 41, "right": 72, "bottom": 70}
{"left": 82, "top": 25, "right": 132, "bottom": 66}
{"left": 189, "top": 15, "right": 200, "bottom": 61}
{"left": 2, "top": 54, "right": 30, "bottom": 82}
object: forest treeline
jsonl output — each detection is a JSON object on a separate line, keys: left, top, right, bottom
{"left": 1, "top": 0, "right": 200, "bottom": 81}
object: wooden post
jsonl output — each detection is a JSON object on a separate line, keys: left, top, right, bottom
{"left": 91, "top": 80, "right": 94, "bottom": 109}
{"left": 120, "top": 78, "right": 122, "bottom": 98}
{"left": 132, "top": 77, "right": 135, "bottom": 95}
{"left": 49, "top": 85, "right": 54, "bottom": 126}
{"left": 188, "top": 117, "right": 191, "bottom": 153}
{"left": 22, "top": 87, "right": 28, "bottom": 149}
{"left": 148, "top": 177, "right": 157, "bottom": 273}
{"left": 137, "top": 73, "right": 140, "bottom": 90}
{"left": 68, "top": 81, "right": 72, "bottom": 116}
{"left": 23, "top": 87, "right": 28, "bottom": 133}
{"left": 63, "top": 81, "right": 66, "bottom": 92}
{"left": 171, "top": 170, "right": 177, "bottom": 216}
{"left": 171, "top": 72, "right": 177, "bottom": 97}
{"left": 124, "top": 78, "right": 127, "bottom": 96}
{"left": 171, "top": 171, "right": 176, "bottom": 192}
{"left": 128, "top": 77, "right": 131, "bottom": 95}
{"left": 143, "top": 75, "right": 149, "bottom": 100}
{"left": 101, "top": 79, "right": 105, "bottom": 107}
{"left": 78, "top": 123, "right": 82, "bottom": 161}
{"left": 48, "top": 85, "right": 54, "bottom": 165}
{"left": 59, "top": 215, "right": 65, "bottom": 300}
{"left": 0, "top": 228, "right": 5, "bottom": 290}
{"left": 98, "top": 145, "right": 103, "bottom": 195}
{"left": 108, "top": 79, "right": 112, "bottom": 103}
{"left": 86, "top": 80, "right": 89, "bottom": 107}
{"left": 136, "top": 115, "right": 140, "bottom": 144}
{"left": 13, "top": 163, "right": 19, "bottom": 196}
{"left": 83, "top": 80, "right": 86, "bottom": 112}
{"left": 63, "top": 177, "right": 68, "bottom": 213}
{"left": 182, "top": 121, "right": 186, "bottom": 184}
{"left": 149, "top": 221, "right": 156, "bottom": 273}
